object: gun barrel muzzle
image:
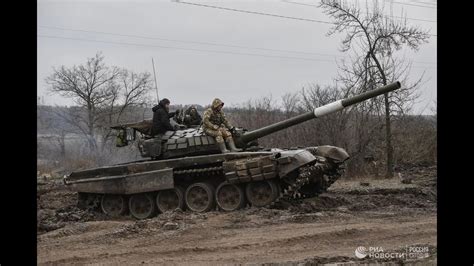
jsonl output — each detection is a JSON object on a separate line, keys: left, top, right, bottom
{"left": 312, "top": 81, "right": 401, "bottom": 117}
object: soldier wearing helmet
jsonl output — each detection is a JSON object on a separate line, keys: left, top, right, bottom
{"left": 202, "top": 98, "right": 242, "bottom": 153}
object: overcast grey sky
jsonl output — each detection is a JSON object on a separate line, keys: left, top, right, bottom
{"left": 37, "top": 0, "right": 436, "bottom": 114}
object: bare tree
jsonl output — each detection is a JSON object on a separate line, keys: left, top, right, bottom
{"left": 45, "top": 52, "right": 153, "bottom": 157}
{"left": 37, "top": 106, "right": 70, "bottom": 158}
{"left": 281, "top": 92, "right": 299, "bottom": 118}
{"left": 319, "top": 0, "right": 430, "bottom": 177}
{"left": 280, "top": 92, "right": 301, "bottom": 145}
{"left": 96, "top": 69, "right": 154, "bottom": 150}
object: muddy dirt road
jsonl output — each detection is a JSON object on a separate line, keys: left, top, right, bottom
{"left": 37, "top": 166, "right": 437, "bottom": 265}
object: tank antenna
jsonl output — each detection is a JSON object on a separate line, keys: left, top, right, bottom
{"left": 151, "top": 57, "right": 159, "bottom": 104}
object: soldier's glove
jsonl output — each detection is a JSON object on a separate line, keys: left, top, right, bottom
{"left": 213, "top": 125, "right": 219, "bottom": 130}
{"left": 230, "top": 127, "right": 236, "bottom": 134}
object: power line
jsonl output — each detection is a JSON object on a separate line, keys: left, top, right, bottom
{"left": 173, "top": 0, "right": 436, "bottom": 37}
{"left": 395, "top": 0, "right": 436, "bottom": 7}
{"left": 282, "top": 0, "right": 436, "bottom": 23}
{"left": 408, "top": 0, "right": 437, "bottom": 6}
{"left": 37, "top": 34, "right": 437, "bottom": 69}
{"left": 37, "top": 34, "right": 336, "bottom": 62}
{"left": 385, "top": 0, "right": 436, "bottom": 9}
{"left": 38, "top": 25, "right": 339, "bottom": 58}
{"left": 38, "top": 26, "right": 437, "bottom": 65}
{"left": 172, "top": 0, "right": 334, "bottom": 24}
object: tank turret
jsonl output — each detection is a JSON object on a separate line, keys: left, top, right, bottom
{"left": 114, "top": 82, "right": 400, "bottom": 159}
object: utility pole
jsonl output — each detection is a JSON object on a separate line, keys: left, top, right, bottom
{"left": 151, "top": 57, "right": 159, "bottom": 104}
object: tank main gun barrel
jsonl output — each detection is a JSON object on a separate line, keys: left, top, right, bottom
{"left": 237, "top": 82, "right": 401, "bottom": 145}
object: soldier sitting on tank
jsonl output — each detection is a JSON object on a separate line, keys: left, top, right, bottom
{"left": 173, "top": 108, "right": 184, "bottom": 124}
{"left": 182, "top": 105, "right": 202, "bottom": 127}
{"left": 151, "top": 98, "right": 179, "bottom": 137}
{"left": 203, "top": 98, "right": 242, "bottom": 153}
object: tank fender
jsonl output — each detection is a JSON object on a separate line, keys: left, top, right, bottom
{"left": 65, "top": 168, "right": 174, "bottom": 194}
{"left": 306, "top": 145, "right": 350, "bottom": 163}
{"left": 276, "top": 149, "right": 317, "bottom": 177}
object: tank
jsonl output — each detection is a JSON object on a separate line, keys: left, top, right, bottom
{"left": 64, "top": 82, "right": 401, "bottom": 219}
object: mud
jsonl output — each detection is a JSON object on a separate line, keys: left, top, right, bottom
{"left": 37, "top": 166, "right": 437, "bottom": 265}
{"left": 37, "top": 179, "right": 108, "bottom": 234}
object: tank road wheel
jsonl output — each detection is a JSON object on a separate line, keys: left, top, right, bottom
{"left": 101, "top": 194, "right": 127, "bottom": 217}
{"left": 128, "top": 193, "right": 157, "bottom": 220}
{"left": 215, "top": 183, "right": 246, "bottom": 211}
{"left": 185, "top": 182, "right": 215, "bottom": 213}
{"left": 156, "top": 187, "right": 185, "bottom": 213}
{"left": 245, "top": 180, "right": 279, "bottom": 207}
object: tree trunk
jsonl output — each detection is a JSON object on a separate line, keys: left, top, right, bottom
{"left": 384, "top": 93, "right": 394, "bottom": 178}
{"left": 60, "top": 137, "right": 66, "bottom": 157}
{"left": 87, "top": 102, "right": 97, "bottom": 152}
{"left": 370, "top": 52, "right": 394, "bottom": 178}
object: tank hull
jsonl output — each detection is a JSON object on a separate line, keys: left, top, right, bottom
{"left": 65, "top": 146, "right": 348, "bottom": 219}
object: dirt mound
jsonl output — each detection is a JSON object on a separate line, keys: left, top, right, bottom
{"left": 345, "top": 186, "right": 436, "bottom": 201}
{"left": 37, "top": 178, "right": 107, "bottom": 234}
{"left": 343, "top": 186, "right": 436, "bottom": 212}
{"left": 38, "top": 205, "right": 107, "bottom": 234}
{"left": 399, "top": 164, "right": 437, "bottom": 187}
{"left": 38, "top": 180, "right": 76, "bottom": 210}
{"left": 269, "top": 194, "right": 349, "bottom": 213}
{"left": 323, "top": 165, "right": 437, "bottom": 214}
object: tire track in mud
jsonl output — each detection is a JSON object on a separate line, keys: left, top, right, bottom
{"left": 38, "top": 213, "right": 436, "bottom": 265}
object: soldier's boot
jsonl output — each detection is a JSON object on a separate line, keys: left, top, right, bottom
{"left": 226, "top": 138, "right": 242, "bottom": 152}
{"left": 218, "top": 141, "right": 230, "bottom": 153}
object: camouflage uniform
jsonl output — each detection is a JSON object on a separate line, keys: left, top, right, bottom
{"left": 202, "top": 98, "right": 233, "bottom": 144}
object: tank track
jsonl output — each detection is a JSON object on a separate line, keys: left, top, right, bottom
{"left": 276, "top": 160, "right": 345, "bottom": 202}
{"left": 174, "top": 160, "right": 344, "bottom": 203}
